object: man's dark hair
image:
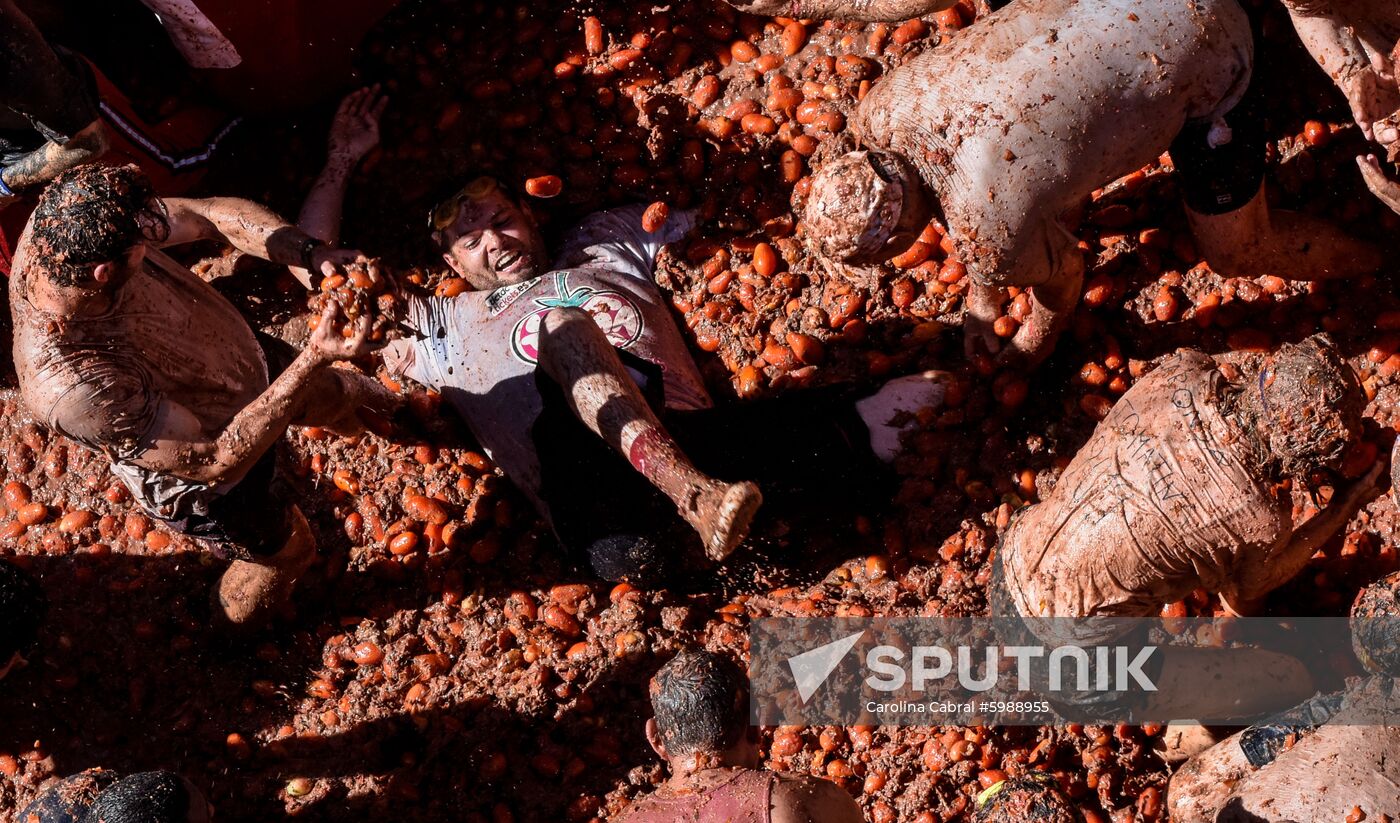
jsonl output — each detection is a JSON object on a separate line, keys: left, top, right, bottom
{"left": 974, "top": 776, "right": 1077, "bottom": 823}
{"left": 1256, "top": 334, "right": 1364, "bottom": 476}
{"left": 650, "top": 650, "right": 746, "bottom": 756}
{"left": 82, "top": 771, "right": 207, "bottom": 823}
{"left": 0, "top": 560, "right": 45, "bottom": 663}
{"left": 1352, "top": 570, "right": 1400, "bottom": 677}
{"left": 30, "top": 163, "right": 163, "bottom": 287}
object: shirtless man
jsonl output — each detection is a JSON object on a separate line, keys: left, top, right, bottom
{"left": 1167, "top": 571, "right": 1400, "bottom": 822}
{"left": 617, "top": 650, "right": 865, "bottom": 823}
{"left": 0, "top": 560, "right": 44, "bottom": 683}
{"left": 375, "top": 176, "right": 947, "bottom": 581}
{"left": 797, "top": 0, "right": 1382, "bottom": 365}
{"left": 999, "top": 336, "right": 1379, "bottom": 625}
{"left": 8, "top": 162, "right": 393, "bottom": 628}
{"left": 994, "top": 337, "right": 1382, "bottom": 719}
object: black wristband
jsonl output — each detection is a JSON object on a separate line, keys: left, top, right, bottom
{"left": 299, "top": 236, "right": 328, "bottom": 270}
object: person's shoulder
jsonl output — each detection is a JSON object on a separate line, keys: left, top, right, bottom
{"left": 770, "top": 773, "right": 864, "bottom": 823}
{"left": 1137, "top": 348, "right": 1219, "bottom": 390}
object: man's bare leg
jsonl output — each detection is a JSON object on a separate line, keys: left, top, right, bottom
{"left": 1143, "top": 647, "right": 1314, "bottom": 722}
{"left": 1188, "top": 184, "right": 1383, "bottom": 280}
{"left": 537, "top": 307, "right": 761, "bottom": 560}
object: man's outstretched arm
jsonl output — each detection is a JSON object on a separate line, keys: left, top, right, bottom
{"left": 298, "top": 86, "right": 388, "bottom": 246}
{"left": 0, "top": 120, "right": 108, "bottom": 200}
{"left": 162, "top": 196, "right": 368, "bottom": 288}
{"left": 1282, "top": 0, "right": 1400, "bottom": 146}
{"left": 724, "top": 0, "right": 955, "bottom": 22}
{"left": 130, "top": 305, "right": 375, "bottom": 487}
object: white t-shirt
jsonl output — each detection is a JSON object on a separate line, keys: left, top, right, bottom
{"left": 386, "top": 205, "right": 712, "bottom": 520}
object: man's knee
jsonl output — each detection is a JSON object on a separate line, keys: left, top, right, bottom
{"left": 540, "top": 306, "right": 593, "bottom": 336}
{"left": 538, "top": 307, "right": 605, "bottom": 374}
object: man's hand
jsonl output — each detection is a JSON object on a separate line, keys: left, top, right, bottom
{"left": 327, "top": 86, "right": 389, "bottom": 167}
{"left": 307, "top": 302, "right": 380, "bottom": 363}
{"left": 308, "top": 246, "right": 377, "bottom": 286}
{"left": 963, "top": 282, "right": 1005, "bottom": 360}
{"left": 1341, "top": 64, "right": 1400, "bottom": 145}
{"left": 1357, "top": 154, "right": 1400, "bottom": 214}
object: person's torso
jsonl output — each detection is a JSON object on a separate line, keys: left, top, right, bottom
{"left": 11, "top": 237, "right": 268, "bottom": 451}
{"left": 1001, "top": 351, "right": 1289, "bottom": 621}
{"left": 1225, "top": 713, "right": 1400, "bottom": 820}
{"left": 405, "top": 264, "right": 711, "bottom": 510}
{"left": 617, "top": 769, "right": 776, "bottom": 823}
{"left": 855, "top": 0, "right": 1253, "bottom": 287}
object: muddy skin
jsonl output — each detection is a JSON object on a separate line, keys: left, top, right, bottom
{"left": 1170, "top": 708, "right": 1400, "bottom": 823}
{"left": 213, "top": 504, "right": 316, "bottom": 629}
{"left": 1392, "top": 438, "right": 1400, "bottom": 508}
{"left": 825, "top": 0, "right": 1253, "bottom": 361}
{"left": 803, "top": 149, "right": 935, "bottom": 265}
{"left": 726, "top": 0, "right": 958, "bottom": 23}
{"left": 1231, "top": 334, "right": 1366, "bottom": 478}
{"left": 537, "top": 306, "right": 761, "bottom": 561}
{"left": 139, "top": 0, "right": 242, "bottom": 69}
{"left": 11, "top": 185, "right": 382, "bottom": 489}
{"left": 1001, "top": 338, "right": 1367, "bottom": 631}
{"left": 1168, "top": 566, "right": 1400, "bottom": 823}
{"left": 622, "top": 764, "right": 864, "bottom": 823}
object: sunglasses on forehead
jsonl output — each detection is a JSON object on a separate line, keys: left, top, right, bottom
{"left": 429, "top": 176, "right": 501, "bottom": 231}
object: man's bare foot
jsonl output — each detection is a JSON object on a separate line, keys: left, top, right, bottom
{"left": 213, "top": 506, "right": 315, "bottom": 630}
{"left": 687, "top": 481, "right": 763, "bottom": 561}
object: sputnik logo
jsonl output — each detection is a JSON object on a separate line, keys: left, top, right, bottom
{"left": 787, "top": 631, "right": 865, "bottom": 703}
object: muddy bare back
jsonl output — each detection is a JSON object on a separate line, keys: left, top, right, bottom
{"left": 617, "top": 768, "right": 776, "bottom": 823}
{"left": 10, "top": 230, "right": 268, "bottom": 457}
{"left": 1221, "top": 722, "right": 1400, "bottom": 821}
{"left": 853, "top": 0, "right": 1253, "bottom": 287}
{"left": 1000, "top": 351, "right": 1290, "bottom": 628}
